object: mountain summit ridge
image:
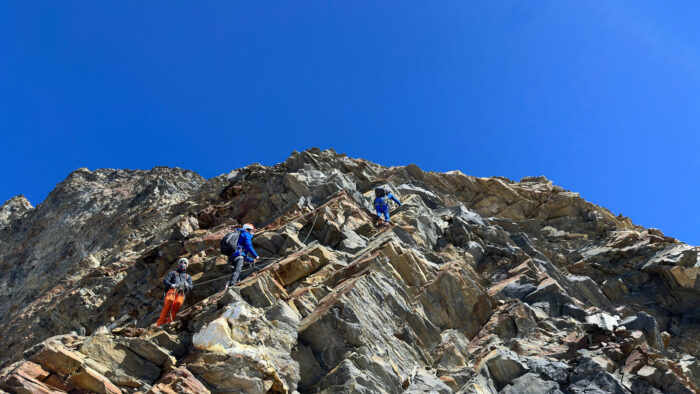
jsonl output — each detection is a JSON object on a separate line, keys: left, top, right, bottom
{"left": 0, "top": 148, "right": 698, "bottom": 393}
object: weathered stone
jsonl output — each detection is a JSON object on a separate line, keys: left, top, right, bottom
{"left": 456, "top": 372, "right": 498, "bottom": 394}
{"left": 566, "top": 275, "right": 612, "bottom": 309}
{"left": 0, "top": 373, "right": 64, "bottom": 394}
{"left": 601, "top": 277, "right": 629, "bottom": 302}
{"left": 148, "top": 367, "right": 210, "bottom": 394}
{"left": 561, "top": 303, "right": 587, "bottom": 322}
{"left": 586, "top": 312, "right": 621, "bottom": 331}
{"left": 66, "top": 366, "right": 121, "bottom": 394}
{"left": 643, "top": 244, "right": 697, "bottom": 270}
{"left": 24, "top": 339, "right": 85, "bottom": 377}
{"left": 265, "top": 299, "right": 301, "bottom": 330}
{"left": 479, "top": 348, "right": 528, "bottom": 389}
{"left": 432, "top": 329, "right": 470, "bottom": 369}
{"left": 405, "top": 372, "right": 452, "bottom": 393}
{"left": 145, "top": 330, "right": 188, "bottom": 358}
{"left": 292, "top": 343, "right": 325, "bottom": 391}
{"left": 618, "top": 312, "right": 664, "bottom": 351}
{"left": 338, "top": 230, "right": 367, "bottom": 253}
{"left": 523, "top": 281, "right": 575, "bottom": 317}
{"left": 500, "top": 372, "right": 563, "bottom": 394}
{"left": 0, "top": 195, "right": 33, "bottom": 229}
{"left": 679, "top": 355, "right": 700, "bottom": 388}
{"left": 523, "top": 357, "right": 570, "bottom": 384}
{"left": 0, "top": 361, "right": 60, "bottom": 394}
{"left": 192, "top": 317, "right": 233, "bottom": 351}
{"left": 238, "top": 272, "right": 288, "bottom": 308}
{"left": 188, "top": 351, "right": 284, "bottom": 394}
{"left": 665, "top": 266, "right": 700, "bottom": 293}
{"left": 115, "top": 337, "right": 176, "bottom": 370}
{"left": 190, "top": 296, "right": 299, "bottom": 392}
{"left": 568, "top": 357, "right": 626, "bottom": 394}
{"left": 13, "top": 362, "right": 50, "bottom": 381}
{"left": 269, "top": 246, "right": 332, "bottom": 286}
{"left": 78, "top": 334, "right": 161, "bottom": 385}
{"left": 43, "top": 374, "right": 76, "bottom": 392}
{"left": 418, "top": 262, "right": 494, "bottom": 338}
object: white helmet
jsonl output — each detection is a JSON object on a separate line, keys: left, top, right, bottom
{"left": 242, "top": 223, "right": 256, "bottom": 232}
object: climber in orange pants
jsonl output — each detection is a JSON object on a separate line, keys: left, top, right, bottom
{"left": 157, "top": 289, "right": 185, "bottom": 326}
{"left": 157, "top": 258, "right": 192, "bottom": 326}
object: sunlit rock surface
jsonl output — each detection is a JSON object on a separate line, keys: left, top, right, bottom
{"left": 1, "top": 148, "right": 699, "bottom": 393}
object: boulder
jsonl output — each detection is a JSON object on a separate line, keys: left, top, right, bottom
{"left": 114, "top": 337, "right": 176, "bottom": 371}
{"left": 561, "top": 303, "right": 587, "bottom": 322}
{"left": 338, "top": 231, "right": 367, "bottom": 253}
{"left": 586, "top": 312, "right": 621, "bottom": 332}
{"left": 78, "top": 334, "right": 162, "bottom": 386}
{"left": 456, "top": 372, "right": 498, "bottom": 394}
{"left": 618, "top": 312, "right": 664, "bottom": 351}
{"left": 148, "top": 367, "right": 210, "bottom": 394}
{"left": 22, "top": 337, "right": 121, "bottom": 394}
{"left": 192, "top": 317, "right": 233, "bottom": 351}
{"left": 479, "top": 348, "right": 528, "bottom": 389}
{"left": 0, "top": 361, "right": 60, "bottom": 394}
{"left": 679, "top": 355, "right": 700, "bottom": 388}
{"left": 500, "top": 373, "right": 563, "bottom": 394}
{"left": 405, "top": 372, "right": 453, "bottom": 394}
{"left": 523, "top": 357, "right": 570, "bottom": 384}
{"left": 568, "top": 357, "right": 626, "bottom": 394}
{"left": 418, "top": 263, "right": 494, "bottom": 338}
{"left": 566, "top": 275, "right": 612, "bottom": 309}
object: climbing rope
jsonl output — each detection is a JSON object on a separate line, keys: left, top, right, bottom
{"left": 191, "top": 274, "right": 230, "bottom": 287}
{"left": 190, "top": 212, "right": 321, "bottom": 289}
{"left": 190, "top": 259, "right": 278, "bottom": 288}
{"left": 155, "top": 192, "right": 399, "bottom": 327}
{"left": 188, "top": 193, "right": 359, "bottom": 292}
{"left": 299, "top": 212, "right": 320, "bottom": 246}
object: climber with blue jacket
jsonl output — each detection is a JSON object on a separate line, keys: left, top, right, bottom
{"left": 374, "top": 187, "right": 401, "bottom": 226}
{"left": 223, "top": 223, "right": 259, "bottom": 287}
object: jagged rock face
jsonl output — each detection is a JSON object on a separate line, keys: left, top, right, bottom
{"left": 0, "top": 195, "right": 33, "bottom": 229}
{"left": 1, "top": 148, "right": 699, "bottom": 394}
{"left": 0, "top": 167, "right": 206, "bottom": 367}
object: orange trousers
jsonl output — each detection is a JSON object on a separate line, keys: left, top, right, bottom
{"left": 156, "top": 289, "right": 185, "bottom": 326}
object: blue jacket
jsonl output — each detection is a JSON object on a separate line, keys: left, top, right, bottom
{"left": 233, "top": 229, "right": 259, "bottom": 262}
{"left": 374, "top": 193, "right": 401, "bottom": 211}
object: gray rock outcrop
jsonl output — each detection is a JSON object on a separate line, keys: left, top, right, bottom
{"left": 1, "top": 148, "right": 699, "bottom": 393}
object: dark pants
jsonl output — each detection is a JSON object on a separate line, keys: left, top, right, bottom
{"left": 228, "top": 255, "right": 245, "bottom": 285}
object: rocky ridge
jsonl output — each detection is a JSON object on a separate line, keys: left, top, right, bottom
{"left": 0, "top": 195, "right": 33, "bottom": 230}
{"left": 0, "top": 147, "right": 699, "bottom": 393}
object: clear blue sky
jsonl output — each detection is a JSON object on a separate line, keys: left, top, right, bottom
{"left": 1, "top": 2, "right": 698, "bottom": 245}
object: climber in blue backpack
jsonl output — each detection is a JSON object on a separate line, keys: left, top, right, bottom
{"left": 220, "top": 223, "right": 259, "bottom": 287}
{"left": 373, "top": 187, "right": 401, "bottom": 226}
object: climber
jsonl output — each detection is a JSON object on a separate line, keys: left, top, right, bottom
{"left": 156, "top": 258, "right": 193, "bottom": 326}
{"left": 374, "top": 187, "right": 401, "bottom": 226}
{"left": 221, "top": 223, "right": 259, "bottom": 288}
